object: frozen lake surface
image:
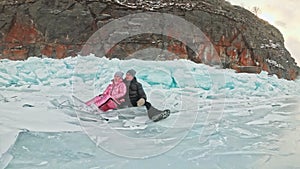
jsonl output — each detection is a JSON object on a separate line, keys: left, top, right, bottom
{"left": 1, "top": 56, "right": 300, "bottom": 169}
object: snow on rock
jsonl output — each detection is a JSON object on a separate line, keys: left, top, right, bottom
{"left": 260, "top": 40, "right": 281, "bottom": 49}
{"left": 266, "top": 59, "right": 285, "bottom": 69}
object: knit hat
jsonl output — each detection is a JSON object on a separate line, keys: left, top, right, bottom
{"left": 114, "top": 71, "right": 124, "bottom": 78}
{"left": 127, "top": 69, "right": 136, "bottom": 77}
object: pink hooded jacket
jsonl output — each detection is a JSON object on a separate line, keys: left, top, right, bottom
{"left": 102, "top": 78, "right": 126, "bottom": 104}
{"left": 85, "top": 78, "right": 126, "bottom": 111}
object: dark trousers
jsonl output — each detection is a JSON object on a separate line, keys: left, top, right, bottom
{"left": 119, "top": 101, "right": 162, "bottom": 119}
{"left": 144, "top": 101, "right": 152, "bottom": 110}
{"left": 145, "top": 101, "right": 163, "bottom": 119}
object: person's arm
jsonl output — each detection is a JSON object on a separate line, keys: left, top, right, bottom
{"left": 136, "top": 82, "right": 147, "bottom": 106}
{"left": 137, "top": 83, "right": 147, "bottom": 100}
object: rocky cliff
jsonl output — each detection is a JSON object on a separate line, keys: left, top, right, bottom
{"left": 0, "top": 0, "right": 299, "bottom": 80}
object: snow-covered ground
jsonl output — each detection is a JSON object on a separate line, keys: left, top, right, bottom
{"left": 0, "top": 56, "right": 300, "bottom": 169}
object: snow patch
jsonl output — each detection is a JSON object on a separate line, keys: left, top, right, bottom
{"left": 260, "top": 40, "right": 281, "bottom": 49}
{"left": 266, "top": 58, "right": 285, "bottom": 69}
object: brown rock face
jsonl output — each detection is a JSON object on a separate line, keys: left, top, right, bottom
{"left": 2, "top": 13, "right": 41, "bottom": 60}
{"left": 0, "top": 0, "right": 299, "bottom": 80}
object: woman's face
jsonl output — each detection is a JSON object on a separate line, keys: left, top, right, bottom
{"left": 114, "top": 75, "right": 121, "bottom": 81}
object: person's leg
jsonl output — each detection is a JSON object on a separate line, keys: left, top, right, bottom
{"left": 106, "top": 100, "right": 118, "bottom": 110}
{"left": 85, "top": 96, "right": 101, "bottom": 106}
{"left": 151, "top": 109, "right": 170, "bottom": 122}
{"left": 99, "top": 99, "right": 118, "bottom": 112}
{"left": 146, "top": 101, "right": 163, "bottom": 119}
{"left": 145, "top": 101, "right": 170, "bottom": 122}
{"left": 93, "top": 95, "right": 111, "bottom": 108}
{"left": 100, "top": 104, "right": 110, "bottom": 112}
{"left": 144, "top": 101, "right": 152, "bottom": 110}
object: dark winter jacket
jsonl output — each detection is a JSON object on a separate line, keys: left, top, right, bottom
{"left": 124, "top": 77, "right": 147, "bottom": 107}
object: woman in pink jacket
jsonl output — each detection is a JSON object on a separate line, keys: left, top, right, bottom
{"left": 86, "top": 71, "right": 126, "bottom": 112}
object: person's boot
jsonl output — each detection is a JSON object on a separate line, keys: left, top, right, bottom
{"left": 148, "top": 106, "right": 170, "bottom": 122}
{"left": 151, "top": 109, "right": 170, "bottom": 122}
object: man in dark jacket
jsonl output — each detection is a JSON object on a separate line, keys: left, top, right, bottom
{"left": 122, "top": 69, "right": 170, "bottom": 122}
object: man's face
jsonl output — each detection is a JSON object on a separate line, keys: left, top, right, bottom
{"left": 125, "top": 73, "right": 134, "bottom": 81}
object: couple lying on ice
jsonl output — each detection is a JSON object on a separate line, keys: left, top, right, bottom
{"left": 85, "top": 69, "right": 170, "bottom": 122}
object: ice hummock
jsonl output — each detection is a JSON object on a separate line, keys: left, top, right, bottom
{"left": 0, "top": 55, "right": 300, "bottom": 169}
